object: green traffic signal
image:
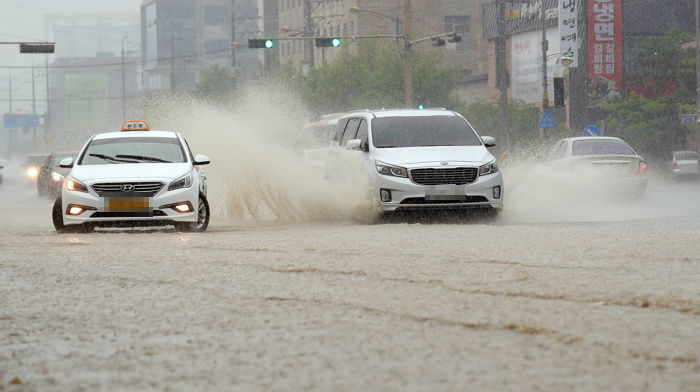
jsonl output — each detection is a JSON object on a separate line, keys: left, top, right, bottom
{"left": 264, "top": 39, "right": 275, "bottom": 49}
{"left": 417, "top": 104, "right": 425, "bottom": 110}
{"left": 315, "top": 38, "right": 342, "bottom": 48}
{"left": 331, "top": 38, "right": 342, "bottom": 47}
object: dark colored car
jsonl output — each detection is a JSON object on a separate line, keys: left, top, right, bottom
{"left": 38, "top": 152, "right": 78, "bottom": 198}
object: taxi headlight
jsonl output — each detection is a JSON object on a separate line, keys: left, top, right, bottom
{"left": 168, "top": 173, "right": 193, "bottom": 191}
{"left": 65, "top": 176, "right": 88, "bottom": 192}
{"left": 479, "top": 162, "right": 499, "bottom": 176}
{"left": 51, "top": 171, "right": 65, "bottom": 182}
{"left": 375, "top": 160, "right": 408, "bottom": 178}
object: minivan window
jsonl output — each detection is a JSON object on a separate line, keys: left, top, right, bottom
{"left": 572, "top": 139, "right": 635, "bottom": 156}
{"left": 79, "top": 137, "right": 186, "bottom": 165}
{"left": 340, "top": 118, "right": 360, "bottom": 146}
{"left": 371, "top": 116, "right": 482, "bottom": 148}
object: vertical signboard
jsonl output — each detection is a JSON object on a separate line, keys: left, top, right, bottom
{"left": 559, "top": 0, "right": 580, "bottom": 67}
{"left": 587, "top": 0, "right": 623, "bottom": 107}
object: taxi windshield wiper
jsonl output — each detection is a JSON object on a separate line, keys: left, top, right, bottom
{"left": 116, "top": 154, "right": 172, "bottom": 163}
{"left": 89, "top": 153, "right": 138, "bottom": 163}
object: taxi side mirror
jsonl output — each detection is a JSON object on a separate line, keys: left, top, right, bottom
{"left": 59, "top": 157, "right": 74, "bottom": 168}
{"left": 193, "top": 154, "right": 210, "bottom": 165}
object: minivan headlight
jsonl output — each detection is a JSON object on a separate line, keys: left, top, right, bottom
{"left": 65, "top": 176, "right": 88, "bottom": 192}
{"left": 168, "top": 173, "right": 192, "bottom": 191}
{"left": 375, "top": 161, "right": 408, "bottom": 178}
{"left": 479, "top": 162, "right": 499, "bottom": 176}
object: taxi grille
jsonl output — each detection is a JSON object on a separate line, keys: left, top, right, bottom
{"left": 410, "top": 167, "right": 478, "bottom": 185}
{"left": 91, "top": 181, "right": 164, "bottom": 197}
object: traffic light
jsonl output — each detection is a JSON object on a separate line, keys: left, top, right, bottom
{"left": 554, "top": 77, "right": 565, "bottom": 107}
{"left": 431, "top": 37, "right": 446, "bottom": 47}
{"left": 447, "top": 33, "right": 462, "bottom": 43}
{"left": 415, "top": 96, "right": 426, "bottom": 110}
{"left": 316, "top": 38, "right": 342, "bottom": 47}
{"left": 19, "top": 43, "right": 55, "bottom": 53}
{"left": 248, "top": 39, "right": 275, "bottom": 49}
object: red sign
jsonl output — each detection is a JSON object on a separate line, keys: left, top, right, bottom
{"left": 587, "top": 0, "right": 623, "bottom": 107}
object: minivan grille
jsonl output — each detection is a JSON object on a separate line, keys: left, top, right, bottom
{"left": 91, "top": 182, "right": 164, "bottom": 197}
{"left": 410, "top": 167, "right": 478, "bottom": 185}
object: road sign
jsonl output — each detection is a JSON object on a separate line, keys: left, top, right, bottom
{"left": 583, "top": 125, "right": 602, "bottom": 136}
{"left": 4, "top": 113, "right": 40, "bottom": 128}
{"left": 539, "top": 110, "right": 555, "bottom": 128}
{"left": 681, "top": 114, "right": 696, "bottom": 123}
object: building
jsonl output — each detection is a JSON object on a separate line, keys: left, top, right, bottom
{"left": 141, "top": 0, "right": 260, "bottom": 91}
{"left": 45, "top": 13, "right": 140, "bottom": 59}
{"left": 49, "top": 53, "right": 139, "bottom": 138}
{"left": 270, "top": 0, "right": 491, "bottom": 102}
{"left": 482, "top": 0, "right": 695, "bottom": 130}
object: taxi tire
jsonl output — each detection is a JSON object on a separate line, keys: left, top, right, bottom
{"left": 52, "top": 197, "right": 94, "bottom": 234}
{"left": 175, "top": 194, "right": 209, "bottom": 233}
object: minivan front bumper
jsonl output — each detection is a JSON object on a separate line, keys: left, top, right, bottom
{"left": 372, "top": 170, "right": 504, "bottom": 212}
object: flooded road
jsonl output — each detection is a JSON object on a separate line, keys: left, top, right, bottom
{"left": 1, "top": 173, "right": 699, "bottom": 391}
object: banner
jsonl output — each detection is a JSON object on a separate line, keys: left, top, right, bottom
{"left": 587, "top": 0, "right": 623, "bottom": 107}
{"left": 559, "top": 0, "right": 580, "bottom": 67}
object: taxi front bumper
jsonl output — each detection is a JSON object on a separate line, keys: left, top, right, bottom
{"left": 61, "top": 182, "right": 199, "bottom": 225}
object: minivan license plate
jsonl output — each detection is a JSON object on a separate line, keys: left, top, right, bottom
{"left": 425, "top": 185, "right": 467, "bottom": 201}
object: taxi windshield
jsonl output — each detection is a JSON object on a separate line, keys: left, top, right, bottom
{"left": 79, "top": 137, "right": 186, "bottom": 165}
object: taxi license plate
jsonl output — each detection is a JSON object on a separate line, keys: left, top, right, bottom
{"left": 425, "top": 184, "right": 468, "bottom": 201}
{"left": 104, "top": 197, "right": 151, "bottom": 212}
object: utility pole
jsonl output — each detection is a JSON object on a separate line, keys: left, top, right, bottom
{"left": 121, "top": 37, "right": 126, "bottom": 121}
{"left": 170, "top": 35, "right": 176, "bottom": 91}
{"left": 539, "top": 0, "right": 549, "bottom": 137}
{"left": 403, "top": 0, "right": 413, "bottom": 108}
{"left": 231, "top": 9, "right": 236, "bottom": 68}
{"left": 695, "top": 0, "right": 700, "bottom": 117}
{"left": 8, "top": 71, "right": 12, "bottom": 114}
{"left": 32, "top": 63, "right": 37, "bottom": 145}
{"left": 304, "top": 0, "right": 316, "bottom": 69}
{"left": 496, "top": 0, "right": 510, "bottom": 153}
{"left": 45, "top": 55, "right": 50, "bottom": 136}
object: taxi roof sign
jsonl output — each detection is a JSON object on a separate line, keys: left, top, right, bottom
{"left": 121, "top": 120, "right": 150, "bottom": 131}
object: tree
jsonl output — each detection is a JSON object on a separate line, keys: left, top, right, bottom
{"left": 629, "top": 29, "right": 695, "bottom": 100}
{"left": 272, "top": 40, "right": 462, "bottom": 114}
{"left": 194, "top": 65, "right": 237, "bottom": 102}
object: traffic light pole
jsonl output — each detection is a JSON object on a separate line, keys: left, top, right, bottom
{"left": 403, "top": 0, "right": 413, "bottom": 108}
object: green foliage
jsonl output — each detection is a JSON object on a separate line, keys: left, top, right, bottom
{"left": 603, "top": 30, "right": 697, "bottom": 160}
{"left": 604, "top": 94, "right": 692, "bottom": 159}
{"left": 633, "top": 29, "right": 695, "bottom": 99}
{"left": 194, "top": 65, "right": 237, "bottom": 102}
{"left": 271, "top": 40, "right": 462, "bottom": 114}
{"left": 460, "top": 99, "right": 570, "bottom": 150}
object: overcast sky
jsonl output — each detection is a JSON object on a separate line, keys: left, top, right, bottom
{"left": 0, "top": 0, "right": 142, "bottom": 114}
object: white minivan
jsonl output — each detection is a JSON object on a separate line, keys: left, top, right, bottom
{"left": 332, "top": 109, "right": 503, "bottom": 214}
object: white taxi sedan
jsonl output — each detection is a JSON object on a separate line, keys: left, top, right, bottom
{"left": 52, "top": 121, "right": 211, "bottom": 233}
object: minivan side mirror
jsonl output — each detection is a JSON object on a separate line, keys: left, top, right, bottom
{"left": 59, "top": 157, "right": 74, "bottom": 168}
{"left": 193, "top": 154, "right": 210, "bottom": 165}
{"left": 345, "top": 139, "right": 367, "bottom": 152}
{"left": 481, "top": 136, "right": 496, "bottom": 148}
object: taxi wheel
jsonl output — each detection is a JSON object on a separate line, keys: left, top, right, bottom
{"left": 175, "top": 195, "right": 209, "bottom": 232}
{"left": 52, "top": 197, "right": 94, "bottom": 233}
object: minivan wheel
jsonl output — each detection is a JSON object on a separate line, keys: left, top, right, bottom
{"left": 175, "top": 195, "right": 210, "bottom": 232}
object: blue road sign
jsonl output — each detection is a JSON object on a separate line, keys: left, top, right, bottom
{"left": 583, "top": 125, "right": 602, "bottom": 137}
{"left": 539, "top": 110, "right": 555, "bottom": 128}
{"left": 4, "top": 113, "right": 40, "bottom": 128}
{"left": 681, "top": 115, "right": 696, "bottom": 123}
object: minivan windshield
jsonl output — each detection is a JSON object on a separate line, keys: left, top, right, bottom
{"left": 371, "top": 115, "right": 482, "bottom": 148}
{"left": 79, "top": 137, "right": 186, "bottom": 165}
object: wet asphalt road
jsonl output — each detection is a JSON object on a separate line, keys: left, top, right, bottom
{"left": 1, "top": 172, "right": 699, "bottom": 391}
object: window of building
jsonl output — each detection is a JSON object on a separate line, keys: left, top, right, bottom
{"left": 444, "top": 15, "right": 470, "bottom": 34}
